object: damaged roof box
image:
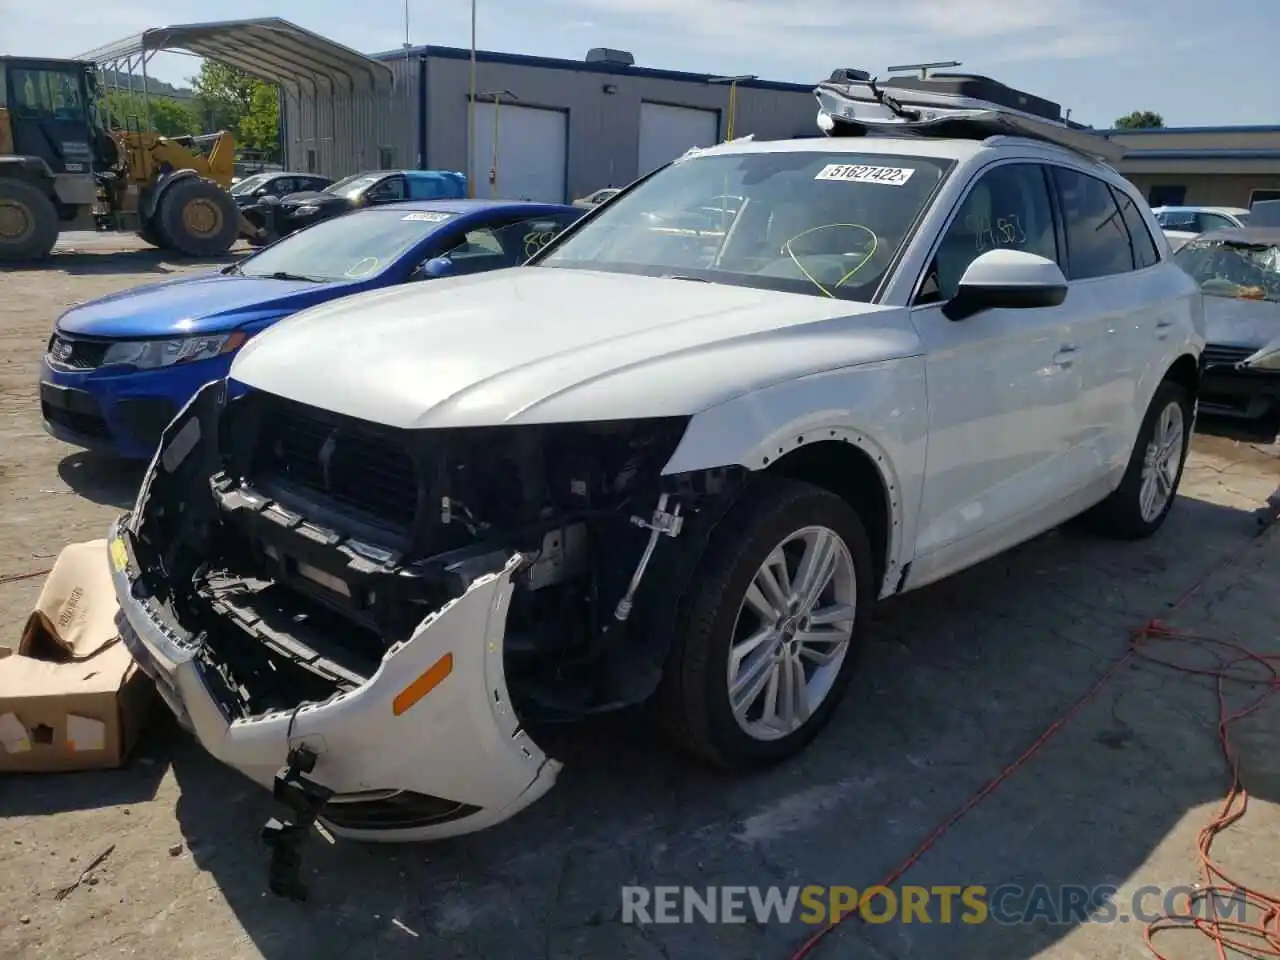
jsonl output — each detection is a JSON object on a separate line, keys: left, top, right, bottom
{"left": 0, "top": 540, "right": 154, "bottom": 773}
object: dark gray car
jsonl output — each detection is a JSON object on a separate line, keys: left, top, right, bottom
{"left": 1173, "top": 227, "right": 1280, "bottom": 419}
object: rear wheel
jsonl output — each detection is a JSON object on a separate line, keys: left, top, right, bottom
{"left": 0, "top": 178, "right": 59, "bottom": 263}
{"left": 1083, "top": 380, "right": 1192, "bottom": 539}
{"left": 658, "top": 477, "right": 874, "bottom": 769}
{"left": 156, "top": 178, "right": 238, "bottom": 256}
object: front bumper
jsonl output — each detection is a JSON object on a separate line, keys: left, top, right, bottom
{"left": 1200, "top": 357, "right": 1280, "bottom": 420}
{"left": 40, "top": 354, "right": 234, "bottom": 460}
{"left": 108, "top": 517, "right": 561, "bottom": 841}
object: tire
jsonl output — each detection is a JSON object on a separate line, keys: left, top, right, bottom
{"left": 155, "top": 178, "right": 239, "bottom": 256}
{"left": 136, "top": 219, "right": 168, "bottom": 250}
{"left": 0, "top": 178, "right": 59, "bottom": 263}
{"left": 657, "top": 477, "right": 874, "bottom": 770}
{"left": 1082, "top": 380, "right": 1192, "bottom": 540}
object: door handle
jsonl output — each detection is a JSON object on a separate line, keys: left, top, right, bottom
{"left": 1155, "top": 318, "right": 1173, "bottom": 339}
{"left": 1053, "top": 344, "right": 1078, "bottom": 367}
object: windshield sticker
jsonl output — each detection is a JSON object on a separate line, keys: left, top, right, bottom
{"left": 815, "top": 164, "right": 915, "bottom": 186}
{"left": 402, "top": 211, "right": 453, "bottom": 222}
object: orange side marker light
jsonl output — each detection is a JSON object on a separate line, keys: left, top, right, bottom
{"left": 392, "top": 653, "right": 453, "bottom": 716}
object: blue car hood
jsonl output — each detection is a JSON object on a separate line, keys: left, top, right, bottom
{"left": 56, "top": 270, "right": 363, "bottom": 338}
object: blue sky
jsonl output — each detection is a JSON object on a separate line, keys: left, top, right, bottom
{"left": 4, "top": 0, "right": 1277, "bottom": 129}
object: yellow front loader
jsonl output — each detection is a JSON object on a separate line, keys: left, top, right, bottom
{"left": 0, "top": 56, "right": 264, "bottom": 263}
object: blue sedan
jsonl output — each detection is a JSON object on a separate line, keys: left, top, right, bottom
{"left": 40, "top": 199, "right": 584, "bottom": 459}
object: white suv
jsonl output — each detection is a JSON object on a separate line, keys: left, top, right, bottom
{"left": 107, "top": 90, "right": 1202, "bottom": 870}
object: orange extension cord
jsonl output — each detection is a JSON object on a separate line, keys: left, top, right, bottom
{"left": 790, "top": 550, "right": 1280, "bottom": 960}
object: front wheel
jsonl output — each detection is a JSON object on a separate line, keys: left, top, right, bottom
{"left": 156, "top": 178, "right": 239, "bottom": 257}
{"left": 1083, "top": 380, "right": 1192, "bottom": 539}
{"left": 658, "top": 477, "right": 874, "bottom": 770}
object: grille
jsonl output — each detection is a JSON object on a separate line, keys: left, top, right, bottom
{"left": 252, "top": 396, "right": 419, "bottom": 530}
{"left": 1201, "top": 344, "right": 1255, "bottom": 368}
{"left": 47, "top": 333, "right": 111, "bottom": 370}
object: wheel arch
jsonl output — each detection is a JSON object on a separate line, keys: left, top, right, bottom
{"left": 763, "top": 437, "right": 898, "bottom": 596}
{"left": 1163, "top": 351, "right": 1201, "bottom": 403}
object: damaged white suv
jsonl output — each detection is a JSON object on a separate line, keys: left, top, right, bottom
{"left": 107, "top": 76, "right": 1202, "bottom": 889}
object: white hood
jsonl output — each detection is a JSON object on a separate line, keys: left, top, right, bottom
{"left": 230, "top": 267, "right": 916, "bottom": 428}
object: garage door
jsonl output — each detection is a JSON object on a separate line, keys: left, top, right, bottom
{"left": 638, "top": 102, "right": 720, "bottom": 175}
{"left": 470, "top": 102, "right": 568, "bottom": 202}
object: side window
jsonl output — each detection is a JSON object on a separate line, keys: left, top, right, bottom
{"left": 1110, "top": 186, "right": 1160, "bottom": 269}
{"left": 405, "top": 176, "right": 445, "bottom": 201}
{"left": 512, "top": 215, "right": 579, "bottom": 259}
{"left": 271, "top": 177, "right": 298, "bottom": 196}
{"left": 440, "top": 226, "right": 511, "bottom": 274}
{"left": 916, "top": 163, "right": 1058, "bottom": 305}
{"left": 368, "top": 176, "right": 406, "bottom": 202}
{"left": 1051, "top": 167, "right": 1134, "bottom": 280}
{"left": 1198, "top": 213, "right": 1235, "bottom": 233}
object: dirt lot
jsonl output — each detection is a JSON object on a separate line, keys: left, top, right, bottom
{"left": 1, "top": 245, "right": 1279, "bottom": 960}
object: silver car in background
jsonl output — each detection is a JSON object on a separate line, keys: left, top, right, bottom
{"left": 1172, "top": 227, "right": 1280, "bottom": 419}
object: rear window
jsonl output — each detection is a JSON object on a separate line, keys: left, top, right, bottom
{"left": 1111, "top": 187, "right": 1161, "bottom": 268}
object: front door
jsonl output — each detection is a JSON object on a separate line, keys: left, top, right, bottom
{"left": 906, "top": 161, "right": 1084, "bottom": 586}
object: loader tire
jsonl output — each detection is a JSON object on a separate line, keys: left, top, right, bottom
{"left": 156, "top": 178, "right": 238, "bottom": 257}
{"left": 137, "top": 218, "right": 169, "bottom": 250}
{"left": 0, "top": 178, "right": 59, "bottom": 263}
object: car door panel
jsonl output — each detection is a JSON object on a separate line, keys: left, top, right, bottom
{"left": 906, "top": 161, "right": 1084, "bottom": 581}
{"left": 1050, "top": 168, "right": 1170, "bottom": 480}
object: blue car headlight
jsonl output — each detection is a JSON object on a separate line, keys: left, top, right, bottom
{"left": 102, "top": 332, "right": 247, "bottom": 369}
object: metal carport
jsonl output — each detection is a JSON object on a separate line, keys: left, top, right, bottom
{"left": 77, "top": 18, "right": 396, "bottom": 174}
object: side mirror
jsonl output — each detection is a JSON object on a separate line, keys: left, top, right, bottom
{"left": 418, "top": 256, "right": 455, "bottom": 279}
{"left": 942, "top": 249, "right": 1068, "bottom": 322}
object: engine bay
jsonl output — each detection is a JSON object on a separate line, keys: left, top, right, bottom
{"left": 127, "top": 380, "right": 744, "bottom": 725}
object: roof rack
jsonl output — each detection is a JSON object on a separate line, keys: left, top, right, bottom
{"left": 813, "top": 70, "right": 1125, "bottom": 165}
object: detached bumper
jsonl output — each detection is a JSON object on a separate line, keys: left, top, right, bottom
{"left": 107, "top": 518, "right": 561, "bottom": 842}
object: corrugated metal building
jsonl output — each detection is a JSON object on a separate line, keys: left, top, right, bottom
{"left": 281, "top": 45, "right": 820, "bottom": 201}
{"left": 1108, "top": 125, "right": 1280, "bottom": 208}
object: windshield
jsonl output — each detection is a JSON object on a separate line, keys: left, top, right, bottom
{"left": 236, "top": 208, "right": 456, "bottom": 282}
{"left": 1173, "top": 239, "right": 1280, "bottom": 302}
{"left": 540, "top": 150, "right": 952, "bottom": 300}
{"left": 231, "top": 174, "right": 272, "bottom": 196}
{"left": 324, "top": 174, "right": 380, "bottom": 199}
{"left": 10, "top": 68, "right": 86, "bottom": 122}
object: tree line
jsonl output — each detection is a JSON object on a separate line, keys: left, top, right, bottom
{"left": 105, "top": 62, "right": 280, "bottom": 160}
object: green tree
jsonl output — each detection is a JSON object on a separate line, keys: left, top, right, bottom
{"left": 1113, "top": 110, "right": 1165, "bottom": 129}
{"left": 188, "top": 61, "right": 279, "bottom": 159}
{"left": 104, "top": 91, "right": 197, "bottom": 137}
{"left": 238, "top": 82, "right": 281, "bottom": 161}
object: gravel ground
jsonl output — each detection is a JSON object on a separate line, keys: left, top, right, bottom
{"left": 1, "top": 244, "right": 1278, "bottom": 960}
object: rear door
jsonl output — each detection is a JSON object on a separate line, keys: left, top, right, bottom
{"left": 1048, "top": 166, "right": 1170, "bottom": 478}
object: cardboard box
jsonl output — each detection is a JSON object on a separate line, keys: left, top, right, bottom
{"left": 0, "top": 540, "right": 154, "bottom": 773}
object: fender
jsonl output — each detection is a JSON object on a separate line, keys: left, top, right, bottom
{"left": 661, "top": 357, "right": 930, "bottom": 598}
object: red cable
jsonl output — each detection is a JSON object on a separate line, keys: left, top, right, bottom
{"left": 789, "top": 561, "right": 1280, "bottom": 960}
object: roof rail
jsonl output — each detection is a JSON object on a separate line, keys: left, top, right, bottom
{"left": 813, "top": 71, "right": 1125, "bottom": 165}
